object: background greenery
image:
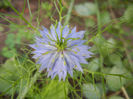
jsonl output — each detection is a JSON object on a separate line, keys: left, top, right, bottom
{"left": 0, "top": 0, "right": 133, "bottom": 99}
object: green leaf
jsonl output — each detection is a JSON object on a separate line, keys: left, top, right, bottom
{"left": 2, "top": 47, "right": 16, "bottom": 58}
{"left": 9, "top": 24, "right": 18, "bottom": 32}
{"left": 124, "top": 5, "right": 133, "bottom": 22}
{"left": 93, "top": 36, "right": 116, "bottom": 57}
{"left": 16, "top": 29, "right": 25, "bottom": 44}
{"left": 5, "top": 33, "right": 15, "bottom": 49}
{"left": 85, "top": 18, "right": 95, "bottom": 27}
{"left": 97, "top": 83, "right": 107, "bottom": 96}
{"left": 82, "top": 58, "right": 99, "bottom": 72}
{"left": 107, "top": 38, "right": 116, "bottom": 49}
{"left": 0, "top": 0, "right": 9, "bottom": 8}
{"left": 75, "top": 2, "right": 97, "bottom": 16}
{"left": 41, "top": 2, "right": 52, "bottom": 10}
{"left": 82, "top": 83, "right": 101, "bottom": 99}
{"left": 101, "top": 67, "right": 112, "bottom": 74}
{"left": 41, "top": 80, "right": 68, "bottom": 99}
{"left": 100, "top": 11, "right": 111, "bottom": 24}
{"left": 106, "top": 66, "right": 127, "bottom": 91}
{"left": 0, "top": 58, "right": 19, "bottom": 95}
{"left": 109, "top": 54, "right": 123, "bottom": 67}
{"left": 0, "top": 57, "right": 34, "bottom": 96}
{"left": 109, "top": 96, "right": 124, "bottom": 99}
{"left": 41, "top": 2, "right": 52, "bottom": 17}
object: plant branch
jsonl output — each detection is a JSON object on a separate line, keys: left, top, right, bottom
{"left": 62, "top": 0, "right": 96, "bottom": 22}
{"left": 121, "top": 86, "right": 130, "bottom": 99}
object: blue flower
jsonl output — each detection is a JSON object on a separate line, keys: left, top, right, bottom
{"left": 30, "top": 22, "right": 93, "bottom": 81}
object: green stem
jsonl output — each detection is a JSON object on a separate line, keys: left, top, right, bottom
{"left": 83, "top": 69, "right": 132, "bottom": 79}
{"left": 64, "top": 0, "right": 74, "bottom": 26}
{"left": 7, "top": 0, "right": 36, "bottom": 30}
{"left": 27, "top": 0, "right": 33, "bottom": 19}
{"left": 64, "top": 82, "right": 67, "bottom": 99}
{"left": 95, "top": 0, "right": 101, "bottom": 33}
{"left": 17, "top": 72, "right": 40, "bottom": 99}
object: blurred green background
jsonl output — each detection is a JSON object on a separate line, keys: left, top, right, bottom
{"left": 0, "top": 0, "right": 133, "bottom": 99}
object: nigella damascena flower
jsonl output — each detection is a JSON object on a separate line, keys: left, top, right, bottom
{"left": 30, "top": 22, "right": 93, "bottom": 81}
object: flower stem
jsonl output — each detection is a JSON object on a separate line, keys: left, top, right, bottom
{"left": 121, "top": 86, "right": 130, "bottom": 99}
{"left": 17, "top": 72, "right": 40, "bottom": 99}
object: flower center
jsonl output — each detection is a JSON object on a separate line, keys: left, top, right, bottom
{"left": 56, "top": 41, "right": 67, "bottom": 51}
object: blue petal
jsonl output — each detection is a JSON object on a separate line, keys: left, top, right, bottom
{"left": 67, "top": 40, "right": 86, "bottom": 48}
{"left": 67, "top": 26, "right": 85, "bottom": 39}
{"left": 50, "top": 24, "right": 57, "bottom": 40}
{"left": 32, "top": 53, "right": 41, "bottom": 59}
{"left": 69, "top": 51, "right": 88, "bottom": 64}
{"left": 39, "top": 52, "right": 58, "bottom": 71}
{"left": 68, "top": 54, "right": 83, "bottom": 72}
{"left": 62, "top": 25, "right": 69, "bottom": 38}
{"left": 56, "top": 22, "right": 62, "bottom": 40}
